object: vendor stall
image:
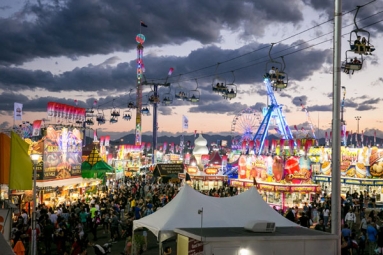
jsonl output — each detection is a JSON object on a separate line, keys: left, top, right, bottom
{"left": 313, "top": 146, "right": 383, "bottom": 203}
{"left": 231, "top": 152, "right": 320, "bottom": 210}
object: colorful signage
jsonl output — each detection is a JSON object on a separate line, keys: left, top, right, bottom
{"left": 205, "top": 168, "right": 219, "bottom": 175}
{"left": 43, "top": 126, "right": 82, "bottom": 180}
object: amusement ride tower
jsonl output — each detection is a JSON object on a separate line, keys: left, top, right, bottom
{"left": 135, "top": 33, "right": 145, "bottom": 146}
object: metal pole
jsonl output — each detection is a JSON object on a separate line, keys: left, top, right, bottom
{"left": 152, "top": 84, "right": 158, "bottom": 164}
{"left": 31, "top": 162, "right": 37, "bottom": 255}
{"left": 331, "top": 0, "right": 342, "bottom": 254}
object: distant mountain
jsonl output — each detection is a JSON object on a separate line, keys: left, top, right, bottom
{"left": 84, "top": 133, "right": 381, "bottom": 148}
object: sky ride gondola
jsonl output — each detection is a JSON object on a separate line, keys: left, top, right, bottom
{"left": 148, "top": 90, "right": 160, "bottom": 104}
{"left": 127, "top": 89, "right": 136, "bottom": 109}
{"left": 161, "top": 87, "right": 173, "bottom": 106}
{"left": 212, "top": 63, "right": 228, "bottom": 94}
{"left": 264, "top": 44, "right": 288, "bottom": 91}
{"left": 341, "top": 51, "right": 363, "bottom": 74}
{"left": 110, "top": 99, "right": 120, "bottom": 118}
{"left": 141, "top": 95, "right": 150, "bottom": 116}
{"left": 110, "top": 116, "right": 118, "bottom": 124}
{"left": 222, "top": 71, "right": 237, "bottom": 100}
{"left": 349, "top": 5, "right": 376, "bottom": 55}
{"left": 187, "top": 79, "right": 200, "bottom": 103}
{"left": 122, "top": 109, "right": 132, "bottom": 121}
{"left": 96, "top": 107, "right": 106, "bottom": 125}
{"left": 174, "top": 74, "right": 188, "bottom": 100}
{"left": 85, "top": 118, "right": 94, "bottom": 126}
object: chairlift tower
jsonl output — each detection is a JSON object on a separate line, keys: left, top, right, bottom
{"left": 252, "top": 77, "right": 294, "bottom": 155}
{"left": 142, "top": 68, "right": 173, "bottom": 164}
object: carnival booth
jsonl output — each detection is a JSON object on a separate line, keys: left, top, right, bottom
{"left": 179, "top": 134, "right": 228, "bottom": 190}
{"left": 230, "top": 138, "right": 321, "bottom": 210}
{"left": 33, "top": 125, "right": 102, "bottom": 207}
{"left": 313, "top": 146, "right": 383, "bottom": 204}
{"left": 115, "top": 144, "right": 147, "bottom": 177}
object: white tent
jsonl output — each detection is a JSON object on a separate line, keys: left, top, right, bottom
{"left": 133, "top": 184, "right": 298, "bottom": 242}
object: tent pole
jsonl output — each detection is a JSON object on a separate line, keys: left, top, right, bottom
{"left": 158, "top": 232, "right": 162, "bottom": 255}
{"left": 131, "top": 228, "right": 134, "bottom": 255}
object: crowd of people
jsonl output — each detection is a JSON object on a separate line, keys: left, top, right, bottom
{"left": 9, "top": 176, "right": 383, "bottom": 255}
{"left": 280, "top": 189, "right": 383, "bottom": 255}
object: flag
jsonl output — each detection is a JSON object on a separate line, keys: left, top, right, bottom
{"left": 32, "top": 120, "right": 42, "bottom": 137}
{"left": 9, "top": 131, "right": 33, "bottom": 190}
{"left": 182, "top": 115, "right": 188, "bottom": 129}
{"left": 14, "top": 102, "right": 23, "bottom": 121}
{"left": 140, "top": 21, "right": 148, "bottom": 27}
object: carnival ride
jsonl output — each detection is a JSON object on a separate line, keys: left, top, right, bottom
{"left": 187, "top": 80, "right": 201, "bottom": 103}
{"left": 222, "top": 71, "right": 237, "bottom": 100}
{"left": 342, "top": 5, "right": 376, "bottom": 74}
{"left": 231, "top": 108, "right": 262, "bottom": 149}
{"left": 245, "top": 45, "right": 294, "bottom": 155}
{"left": 299, "top": 99, "right": 316, "bottom": 139}
{"left": 174, "top": 75, "right": 188, "bottom": 101}
{"left": 263, "top": 44, "right": 288, "bottom": 91}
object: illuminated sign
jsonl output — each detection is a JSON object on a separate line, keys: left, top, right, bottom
{"left": 275, "top": 186, "right": 291, "bottom": 192}
{"left": 259, "top": 184, "right": 275, "bottom": 192}
{"left": 205, "top": 168, "right": 218, "bottom": 175}
{"left": 43, "top": 126, "right": 82, "bottom": 180}
{"left": 290, "top": 186, "right": 317, "bottom": 193}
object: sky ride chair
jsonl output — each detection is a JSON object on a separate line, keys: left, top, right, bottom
{"left": 96, "top": 107, "right": 106, "bottom": 125}
{"left": 127, "top": 89, "right": 137, "bottom": 109}
{"left": 212, "top": 63, "right": 229, "bottom": 94}
{"left": 141, "top": 95, "right": 151, "bottom": 115}
{"left": 187, "top": 79, "right": 201, "bottom": 103}
{"left": 264, "top": 44, "right": 288, "bottom": 91}
{"left": 148, "top": 90, "right": 160, "bottom": 104}
{"left": 85, "top": 117, "right": 94, "bottom": 126}
{"left": 222, "top": 71, "right": 237, "bottom": 100}
{"left": 349, "top": 6, "right": 376, "bottom": 55}
{"left": 110, "top": 116, "right": 118, "bottom": 124}
{"left": 161, "top": 87, "right": 173, "bottom": 106}
{"left": 110, "top": 99, "right": 120, "bottom": 118}
{"left": 341, "top": 50, "right": 363, "bottom": 74}
{"left": 174, "top": 75, "right": 188, "bottom": 101}
{"left": 122, "top": 109, "right": 132, "bottom": 121}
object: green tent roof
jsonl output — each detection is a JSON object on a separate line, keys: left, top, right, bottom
{"left": 92, "top": 160, "right": 114, "bottom": 172}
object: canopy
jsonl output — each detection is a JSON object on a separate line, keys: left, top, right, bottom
{"left": 81, "top": 148, "right": 113, "bottom": 179}
{"left": 133, "top": 184, "right": 298, "bottom": 242}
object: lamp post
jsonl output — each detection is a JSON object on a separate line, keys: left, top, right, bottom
{"left": 355, "top": 116, "right": 361, "bottom": 134}
{"left": 30, "top": 153, "right": 40, "bottom": 255}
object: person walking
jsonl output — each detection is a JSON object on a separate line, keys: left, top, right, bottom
{"left": 367, "top": 221, "right": 378, "bottom": 255}
{"left": 345, "top": 209, "right": 356, "bottom": 231}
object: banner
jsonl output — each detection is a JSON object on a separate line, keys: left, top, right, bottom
{"left": 105, "top": 135, "right": 110, "bottom": 147}
{"left": 43, "top": 126, "right": 82, "bottom": 180}
{"left": 14, "top": 102, "right": 23, "bottom": 121}
{"left": 32, "top": 120, "right": 43, "bottom": 136}
{"left": 182, "top": 115, "right": 189, "bottom": 130}
{"left": 9, "top": 131, "right": 33, "bottom": 190}
{"left": 100, "top": 136, "right": 105, "bottom": 147}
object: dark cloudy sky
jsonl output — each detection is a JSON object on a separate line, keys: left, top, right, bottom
{"left": 0, "top": 0, "right": 382, "bottom": 139}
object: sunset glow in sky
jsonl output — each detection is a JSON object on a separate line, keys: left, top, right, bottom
{"left": 0, "top": 0, "right": 382, "bottom": 140}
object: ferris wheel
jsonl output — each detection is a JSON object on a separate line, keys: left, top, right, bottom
{"left": 231, "top": 108, "right": 262, "bottom": 147}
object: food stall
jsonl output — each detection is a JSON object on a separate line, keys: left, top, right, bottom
{"left": 230, "top": 138, "right": 321, "bottom": 210}
{"left": 313, "top": 146, "right": 383, "bottom": 202}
